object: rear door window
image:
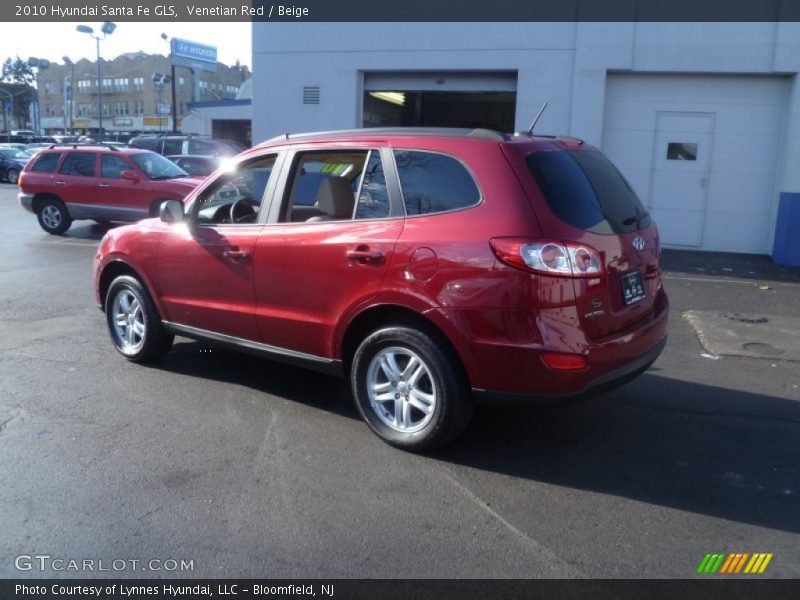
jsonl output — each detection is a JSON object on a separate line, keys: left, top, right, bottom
{"left": 394, "top": 150, "right": 480, "bottom": 216}
{"left": 525, "top": 150, "right": 650, "bottom": 234}
{"left": 31, "top": 152, "right": 62, "bottom": 172}
{"left": 58, "top": 152, "right": 96, "bottom": 177}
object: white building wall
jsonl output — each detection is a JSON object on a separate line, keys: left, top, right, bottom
{"left": 252, "top": 21, "right": 800, "bottom": 253}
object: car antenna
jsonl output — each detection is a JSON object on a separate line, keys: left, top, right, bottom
{"left": 527, "top": 101, "right": 548, "bottom": 136}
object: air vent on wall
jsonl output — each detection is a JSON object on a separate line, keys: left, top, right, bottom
{"left": 303, "top": 86, "right": 320, "bottom": 104}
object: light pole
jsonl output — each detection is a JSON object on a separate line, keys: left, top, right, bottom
{"left": 160, "top": 33, "right": 178, "bottom": 133}
{"left": 76, "top": 21, "right": 116, "bottom": 142}
{"left": 152, "top": 73, "right": 172, "bottom": 133}
{"left": 62, "top": 56, "right": 75, "bottom": 135}
{"left": 27, "top": 57, "right": 50, "bottom": 137}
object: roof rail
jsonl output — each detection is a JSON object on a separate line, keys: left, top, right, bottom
{"left": 512, "top": 132, "right": 585, "bottom": 144}
{"left": 263, "top": 127, "right": 511, "bottom": 144}
{"left": 46, "top": 142, "right": 124, "bottom": 151}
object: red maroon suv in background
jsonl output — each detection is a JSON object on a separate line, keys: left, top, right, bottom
{"left": 18, "top": 145, "right": 203, "bottom": 234}
{"left": 92, "top": 128, "right": 669, "bottom": 450}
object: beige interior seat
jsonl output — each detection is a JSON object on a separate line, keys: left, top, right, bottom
{"left": 306, "top": 177, "right": 355, "bottom": 222}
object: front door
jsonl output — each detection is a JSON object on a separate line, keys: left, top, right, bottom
{"left": 96, "top": 154, "right": 148, "bottom": 221}
{"left": 649, "top": 112, "right": 714, "bottom": 247}
{"left": 156, "top": 153, "right": 279, "bottom": 341}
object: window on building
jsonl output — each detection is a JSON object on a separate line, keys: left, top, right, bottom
{"left": 115, "top": 102, "right": 128, "bottom": 116}
{"left": 43, "top": 82, "right": 54, "bottom": 95}
{"left": 179, "top": 76, "right": 185, "bottom": 89}
{"left": 133, "top": 77, "right": 144, "bottom": 92}
{"left": 102, "top": 78, "right": 112, "bottom": 92}
{"left": 133, "top": 101, "right": 144, "bottom": 116}
{"left": 114, "top": 78, "right": 128, "bottom": 92}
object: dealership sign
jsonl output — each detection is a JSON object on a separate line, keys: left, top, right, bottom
{"left": 171, "top": 38, "right": 217, "bottom": 73}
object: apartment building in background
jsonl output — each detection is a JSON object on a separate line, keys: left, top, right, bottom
{"left": 37, "top": 51, "right": 249, "bottom": 135}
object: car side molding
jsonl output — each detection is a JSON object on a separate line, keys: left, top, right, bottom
{"left": 162, "top": 321, "right": 344, "bottom": 378}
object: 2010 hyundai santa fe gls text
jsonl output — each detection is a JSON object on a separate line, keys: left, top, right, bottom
{"left": 92, "top": 127, "right": 669, "bottom": 451}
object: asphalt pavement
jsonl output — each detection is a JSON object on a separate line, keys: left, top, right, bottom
{"left": 0, "top": 182, "right": 798, "bottom": 579}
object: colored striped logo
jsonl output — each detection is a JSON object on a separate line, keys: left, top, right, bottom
{"left": 697, "top": 553, "right": 773, "bottom": 574}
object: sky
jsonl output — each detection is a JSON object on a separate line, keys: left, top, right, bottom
{"left": 0, "top": 22, "right": 252, "bottom": 69}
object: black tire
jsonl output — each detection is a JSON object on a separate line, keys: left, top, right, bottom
{"left": 351, "top": 326, "right": 473, "bottom": 451}
{"left": 7, "top": 168, "right": 19, "bottom": 185}
{"left": 105, "top": 275, "right": 174, "bottom": 363}
{"left": 36, "top": 197, "right": 72, "bottom": 235}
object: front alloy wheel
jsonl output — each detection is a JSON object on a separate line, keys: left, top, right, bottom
{"left": 110, "top": 289, "right": 146, "bottom": 355}
{"left": 105, "top": 275, "right": 174, "bottom": 363}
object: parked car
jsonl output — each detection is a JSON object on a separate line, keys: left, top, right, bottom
{"left": 24, "top": 143, "right": 52, "bottom": 155}
{"left": 165, "top": 154, "right": 223, "bottom": 177}
{"left": 0, "top": 142, "right": 31, "bottom": 152}
{"left": 129, "top": 135, "right": 246, "bottom": 157}
{"left": 93, "top": 127, "right": 669, "bottom": 451}
{"left": 18, "top": 145, "right": 203, "bottom": 234}
{"left": 0, "top": 147, "right": 31, "bottom": 184}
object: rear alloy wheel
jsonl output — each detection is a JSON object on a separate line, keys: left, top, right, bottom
{"left": 352, "top": 326, "right": 472, "bottom": 451}
{"left": 7, "top": 169, "right": 19, "bottom": 185}
{"left": 105, "top": 275, "right": 174, "bottom": 363}
{"left": 37, "top": 198, "right": 72, "bottom": 235}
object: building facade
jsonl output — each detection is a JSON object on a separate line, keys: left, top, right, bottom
{"left": 38, "top": 51, "right": 248, "bottom": 135}
{"left": 251, "top": 22, "right": 800, "bottom": 264}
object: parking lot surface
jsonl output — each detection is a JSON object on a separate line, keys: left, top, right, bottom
{"left": 0, "top": 182, "right": 798, "bottom": 578}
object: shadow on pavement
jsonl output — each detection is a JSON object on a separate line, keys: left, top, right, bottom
{"left": 663, "top": 249, "right": 800, "bottom": 284}
{"left": 153, "top": 342, "right": 800, "bottom": 533}
{"left": 61, "top": 221, "right": 118, "bottom": 241}
{"left": 439, "top": 372, "right": 800, "bottom": 534}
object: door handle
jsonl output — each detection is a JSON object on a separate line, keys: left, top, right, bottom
{"left": 55, "top": 180, "right": 66, "bottom": 185}
{"left": 98, "top": 183, "right": 110, "bottom": 188}
{"left": 223, "top": 247, "right": 251, "bottom": 262}
{"left": 346, "top": 248, "right": 385, "bottom": 264}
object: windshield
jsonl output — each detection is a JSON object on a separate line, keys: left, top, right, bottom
{"left": 131, "top": 152, "right": 188, "bottom": 180}
{"left": 0, "top": 149, "right": 30, "bottom": 160}
{"left": 526, "top": 149, "right": 650, "bottom": 235}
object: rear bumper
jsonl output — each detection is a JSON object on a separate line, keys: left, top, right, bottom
{"left": 18, "top": 193, "right": 34, "bottom": 214}
{"left": 472, "top": 334, "right": 666, "bottom": 405}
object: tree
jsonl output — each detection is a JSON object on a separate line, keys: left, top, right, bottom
{"left": 1, "top": 56, "right": 35, "bottom": 85}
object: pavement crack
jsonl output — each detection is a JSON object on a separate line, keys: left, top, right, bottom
{"left": 613, "top": 398, "right": 800, "bottom": 428}
{"left": 436, "top": 466, "right": 584, "bottom": 577}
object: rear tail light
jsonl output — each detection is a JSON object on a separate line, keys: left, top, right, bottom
{"left": 490, "top": 238, "right": 603, "bottom": 277}
{"left": 17, "top": 173, "right": 25, "bottom": 187}
{"left": 541, "top": 352, "right": 588, "bottom": 371}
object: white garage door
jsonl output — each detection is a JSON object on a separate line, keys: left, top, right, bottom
{"left": 602, "top": 74, "right": 789, "bottom": 254}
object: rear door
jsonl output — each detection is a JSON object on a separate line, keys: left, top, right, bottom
{"left": 55, "top": 151, "right": 99, "bottom": 216}
{"left": 254, "top": 145, "right": 404, "bottom": 357}
{"left": 507, "top": 143, "right": 661, "bottom": 341}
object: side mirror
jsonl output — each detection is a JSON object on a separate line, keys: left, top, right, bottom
{"left": 159, "top": 199, "right": 184, "bottom": 223}
{"left": 120, "top": 170, "right": 139, "bottom": 181}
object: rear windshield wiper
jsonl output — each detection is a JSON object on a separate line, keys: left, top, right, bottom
{"left": 622, "top": 211, "right": 650, "bottom": 226}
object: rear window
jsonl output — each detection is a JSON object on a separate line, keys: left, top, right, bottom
{"left": 525, "top": 149, "right": 650, "bottom": 234}
{"left": 394, "top": 150, "right": 480, "bottom": 216}
{"left": 30, "top": 152, "right": 62, "bottom": 173}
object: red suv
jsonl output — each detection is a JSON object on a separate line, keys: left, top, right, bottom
{"left": 93, "top": 128, "right": 668, "bottom": 450}
{"left": 18, "top": 145, "right": 202, "bottom": 234}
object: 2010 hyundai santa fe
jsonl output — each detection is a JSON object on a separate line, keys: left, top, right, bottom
{"left": 93, "top": 128, "right": 669, "bottom": 450}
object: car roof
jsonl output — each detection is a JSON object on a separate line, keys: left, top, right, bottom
{"left": 255, "top": 127, "right": 587, "bottom": 150}
{"left": 41, "top": 144, "right": 152, "bottom": 154}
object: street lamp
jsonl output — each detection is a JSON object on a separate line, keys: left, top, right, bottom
{"left": 152, "top": 73, "right": 172, "bottom": 133}
{"left": 160, "top": 33, "right": 178, "bottom": 133}
{"left": 27, "top": 57, "right": 50, "bottom": 137}
{"left": 76, "top": 21, "right": 116, "bottom": 142}
{"left": 62, "top": 56, "right": 75, "bottom": 135}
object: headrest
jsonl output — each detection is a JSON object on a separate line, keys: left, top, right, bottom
{"left": 315, "top": 177, "right": 354, "bottom": 218}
